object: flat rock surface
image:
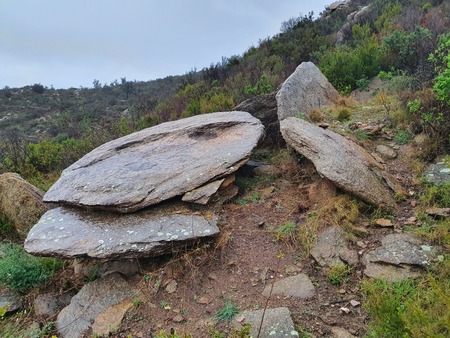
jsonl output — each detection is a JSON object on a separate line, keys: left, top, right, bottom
{"left": 363, "top": 234, "right": 440, "bottom": 281}
{"left": 57, "top": 273, "right": 142, "bottom": 338}
{"left": 280, "top": 118, "right": 396, "bottom": 211}
{"left": 92, "top": 300, "right": 133, "bottom": 336}
{"left": 310, "top": 226, "right": 358, "bottom": 267}
{"left": 33, "top": 292, "right": 73, "bottom": 317}
{"left": 276, "top": 61, "right": 340, "bottom": 121}
{"left": 262, "top": 273, "right": 315, "bottom": 299}
{"left": 234, "top": 307, "right": 298, "bottom": 338}
{"left": 24, "top": 204, "right": 219, "bottom": 259}
{"left": 0, "top": 173, "right": 49, "bottom": 237}
{"left": 43, "top": 111, "right": 263, "bottom": 212}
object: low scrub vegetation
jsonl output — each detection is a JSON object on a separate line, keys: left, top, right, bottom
{"left": 0, "top": 243, "right": 63, "bottom": 293}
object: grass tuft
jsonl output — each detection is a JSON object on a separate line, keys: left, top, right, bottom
{"left": 215, "top": 301, "right": 239, "bottom": 321}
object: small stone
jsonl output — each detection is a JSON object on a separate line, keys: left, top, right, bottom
{"left": 356, "top": 241, "right": 366, "bottom": 248}
{"left": 411, "top": 200, "right": 417, "bottom": 207}
{"left": 208, "top": 273, "right": 218, "bottom": 281}
{"left": 340, "top": 307, "right": 351, "bottom": 314}
{"left": 172, "top": 314, "right": 185, "bottom": 323}
{"left": 235, "top": 314, "right": 246, "bottom": 323}
{"left": 197, "top": 297, "right": 209, "bottom": 305}
{"left": 426, "top": 207, "right": 450, "bottom": 218}
{"left": 338, "top": 289, "right": 346, "bottom": 294}
{"left": 350, "top": 300, "right": 361, "bottom": 307}
{"left": 165, "top": 279, "right": 178, "bottom": 294}
{"left": 404, "top": 216, "right": 417, "bottom": 225}
{"left": 375, "top": 218, "right": 393, "bottom": 227}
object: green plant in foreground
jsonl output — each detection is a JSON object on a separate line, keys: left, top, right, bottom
{"left": 216, "top": 301, "right": 239, "bottom": 321}
{"left": 327, "top": 262, "right": 352, "bottom": 285}
{"left": 420, "top": 182, "right": 450, "bottom": 208}
{"left": 363, "top": 259, "right": 450, "bottom": 338}
{"left": 155, "top": 330, "right": 192, "bottom": 338}
{"left": 0, "top": 243, "right": 63, "bottom": 293}
{"left": 276, "top": 221, "right": 297, "bottom": 242}
{"left": 394, "top": 129, "right": 412, "bottom": 144}
{"left": 337, "top": 108, "right": 351, "bottom": 122}
{"left": 354, "top": 129, "right": 370, "bottom": 141}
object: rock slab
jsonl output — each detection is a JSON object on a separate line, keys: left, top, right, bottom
{"left": 363, "top": 234, "right": 440, "bottom": 282}
{"left": 0, "top": 173, "right": 49, "bottom": 237}
{"left": 44, "top": 111, "right": 264, "bottom": 213}
{"left": 25, "top": 205, "right": 219, "bottom": 259}
{"left": 280, "top": 118, "right": 396, "bottom": 211}
{"left": 262, "top": 273, "right": 315, "bottom": 299}
{"left": 276, "top": 62, "right": 340, "bottom": 121}
{"left": 310, "top": 226, "right": 358, "bottom": 267}
{"left": 234, "top": 307, "right": 299, "bottom": 338}
{"left": 57, "top": 273, "right": 142, "bottom": 338}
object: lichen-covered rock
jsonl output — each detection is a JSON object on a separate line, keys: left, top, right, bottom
{"left": 57, "top": 273, "right": 142, "bottom": 338}
{"left": 362, "top": 234, "right": 441, "bottom": 282}
{"left": 0, "top": 173, "right": 49, "bottom": 237}
{"left": 262, "top": 273, "right": 315, "bottom": 299}
{"left": 43, "top": 111, "right": 263, "bottom": 213}
{"left": 276, "top": 62, "right": 340, "bottom": 121}
{"left": 234, "top": 307, "right": 298, "bottom": 338}
{"left": 310, "top": 226, "right": 358, "bottom": 267}
{"left": 24, "top": 204, "right": 219, "bottom": 259}
{"left": 281, "top": 118, "right": 397, "bottom": 211}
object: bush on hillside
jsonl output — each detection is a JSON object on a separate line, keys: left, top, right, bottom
{"left": 0, "top": 243, "right": 63, "bottom": 293}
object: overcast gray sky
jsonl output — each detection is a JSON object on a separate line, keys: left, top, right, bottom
{"left": 1, "top": 0, "right": 331, "bottom": 89}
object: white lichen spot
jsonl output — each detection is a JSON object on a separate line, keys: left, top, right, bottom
{"left": 157, "top": 232, "right": 163, "bottom": 236}
{"left": 59, "top": 227, "right": 65, "bottom": 230}
{"left": 290, "top": 330, "right": 299, "bottom": 336}
{"left": 421, "top": 245, "right": 432, "bottom": 251}
{"left": 54, "top": 239, "right": 59, "bottom": 242}
{"left": 59, "top": 218, "right": 64, "bottom": 222}
{"left": 98, "top": 240, "right": 104, "bottom": 244}
{"left": 170, "top": 235, "right": 179, "bottom": 240}
{"left": 204, "top": 229, "right": 211, "bottom": 233}
{"left": 269, "top": 331, "right": 277, "bottom": 336}
{"left": 127, "top": 230, "right": 134, "bottom": 234}
{"left": 40, "top": 234, "right": 47, "bottom": 240}
{"left": 131, "top": 244, "right": 137, "bottom": 248}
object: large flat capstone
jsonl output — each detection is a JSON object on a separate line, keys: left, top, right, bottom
{"left": 24, "top": 205, "right": 219, "bottom": 259}
{"left": 43, "top": 111, "right": 263, "bottom": 212}
{"left": 280, "top": 118, "right": 396, "bottom": 211}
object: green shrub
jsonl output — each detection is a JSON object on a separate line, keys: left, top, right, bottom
{"left": 394, "top": 129, "right": 412, "bottom": 144}
{"left": 0, "top": 243, "right": 63, "bottom": 293}
{"left": 356, "top": 77, "right": 370, "bottom": 90}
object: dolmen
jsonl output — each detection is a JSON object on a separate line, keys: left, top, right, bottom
{"left": 25, "top": 111, "right": 264, "bottom": 259}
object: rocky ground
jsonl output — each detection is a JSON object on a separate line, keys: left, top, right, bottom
{"left": 1, "top": 76, "right": 448, "bottom": 337}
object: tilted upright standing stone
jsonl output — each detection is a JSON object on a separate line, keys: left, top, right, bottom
{"left": 276, "top": 62, "right": 340, "bottom": 121}
{"left": 280, "top": 118, "right": 396, "bottom": 211}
